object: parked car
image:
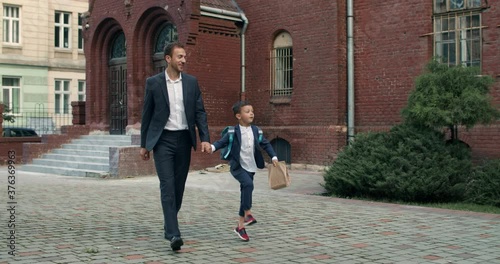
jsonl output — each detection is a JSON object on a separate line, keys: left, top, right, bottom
{"left": 2, "top": 127, "right": 39, "bottom": 137}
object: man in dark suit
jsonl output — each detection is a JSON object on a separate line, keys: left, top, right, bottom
{"left": 140, "top": 42, "right": 211, "bottom": 251}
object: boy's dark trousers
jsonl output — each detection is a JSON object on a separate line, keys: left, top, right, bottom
{"left": 153, "top": 130, "right": 191, "bottom": 240}
{"left": 232, "top": 169, "right": 255, "bottom": 217}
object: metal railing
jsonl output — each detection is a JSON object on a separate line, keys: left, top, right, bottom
{"left": 2, "top": 104, "right": 73, "bottom": 135}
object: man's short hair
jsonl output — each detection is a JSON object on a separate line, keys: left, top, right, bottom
{"left": 232, "top": 101, "right": 251, "bottom": 115}
{"left": 163, "top": 42, "right": 184, "bottom": 57}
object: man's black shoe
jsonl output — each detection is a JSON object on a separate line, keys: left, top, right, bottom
{"left": 170, "top": 236, "right": 183, "bottom": 251}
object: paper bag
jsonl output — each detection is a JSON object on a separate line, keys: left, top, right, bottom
{"left": 268, "top": 161, "right": 291, "bottom": 190}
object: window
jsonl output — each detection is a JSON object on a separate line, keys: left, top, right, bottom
{"left": 110, "top": 31, "right": 126, "bottom": 59}
{"left": 1, "top": 77, "right": 21, "bottom": 114}
{"left": 78, "top": 13, "right": 83, "bottom": 50}
{"left": 434, "top": 0, "right": 482, "bottom": 67}
{"left": 55, "top": 80, "right": 70, "bottom": 114}
{"left": 155, "top": 23, "right": 178, "bottom": 53}
{"left": 2, "top": 5, "right": 20, "bottom": 44}
{"left": 434, "top": 0, "right": 481, "bottom": 12}
{"left": 78, "top": 80, "right": 86, "bottom": 101}
{"left": 55, "top": 11, "right": 71, "bottom": 49}
{"left": 271, "top": 32, "right": 293, "bottom": 97}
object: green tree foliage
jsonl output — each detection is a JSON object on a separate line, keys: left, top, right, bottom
{"left": 401, "top": 60, "right": 500, "bottom": 140}
{"left": 324, "top": 124, "right": 471, "bottom": 203}
{"left": 1, "top": 104, "right": 16, "bottom": 123}
{"left": 465, "top": 159, "right": 500, "bottom": 207}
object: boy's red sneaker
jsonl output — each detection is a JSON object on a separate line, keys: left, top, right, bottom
{"left": 234, "top": 227, "right": 250, "bottom": 241}
{"left": 244, "top": 215, "right": 257, "bottom": 226}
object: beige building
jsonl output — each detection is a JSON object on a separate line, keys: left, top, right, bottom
{"left": 0, "top": 0, "right": 87, "bottom": 133}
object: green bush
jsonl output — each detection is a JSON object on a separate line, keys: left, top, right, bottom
{"left": 324, "top": 124, "right": 471, "bottom": 203}
{"left": 466, "top": 159, "right": 500, "bottom": 207}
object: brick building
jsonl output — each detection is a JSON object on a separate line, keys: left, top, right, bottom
{"left": 84, "top": 0, "right": 500, "bottom": 169}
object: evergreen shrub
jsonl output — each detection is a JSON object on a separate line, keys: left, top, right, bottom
{"left": 324, "top": 124, "right": 471, "bottom": 203}
{"left": 466, "top": 159, "right": 500, "bottom": 207}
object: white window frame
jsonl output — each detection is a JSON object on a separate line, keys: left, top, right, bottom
{"left": 270, "top": 32, "right": 293, "bottom": 97}
{"left": 433, "top": 0, "right": 482, "bottom": 67}
{"left": 55, "top": 79, "right": 71, "bottom": 114}
{"left": 2, "top": 5, "right": 20, "bottom": 44}
{"left": 78, "top": 80, "right": 86, "bottom": 101}
{"left": 1, "top": 77, "right": 21, "bottom": 114}
{"left": 55, "top": 11, "right": 71, "bottom": 49}
{"left": 434, "top": 12, "right": 482, "bottom": 67}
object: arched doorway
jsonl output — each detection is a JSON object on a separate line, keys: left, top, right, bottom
{"left": 153, "top": 22, "right": 178, "bottom": 73}
{"left": 271, "top": 137, "right": 291, "bottom": 164}
{"left": 109, "top": 32, "right": 127, "bottom": 135}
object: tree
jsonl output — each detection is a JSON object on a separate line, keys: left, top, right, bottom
{"left": 1, "top": 104, "right": 16, "bottom": 123}
{"left": 401, "top": 59, "right": 500, "bottom": 141}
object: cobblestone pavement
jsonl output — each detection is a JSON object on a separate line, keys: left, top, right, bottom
{"left": 0, "top": 165, "right": 499, "bottom": 264}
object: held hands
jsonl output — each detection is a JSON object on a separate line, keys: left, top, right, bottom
{"left": 272, "top": 158, "right": 279, "bottom": 167}
{"left": 200, "top": 142, "right": 212, "bottom": 154}
{"left": 140, "top": 148, "right": 150, "bottom": 161}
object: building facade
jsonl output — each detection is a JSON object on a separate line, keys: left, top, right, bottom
{"left": 0, "top": 0, "right": 87, "bottom": 133}
{"left": 84, "top": 0, "right": 500, "bottom": 168}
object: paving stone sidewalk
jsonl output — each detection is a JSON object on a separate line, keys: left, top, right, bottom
{"left": 0, "top": 165, "right": 499, "bottom": 264}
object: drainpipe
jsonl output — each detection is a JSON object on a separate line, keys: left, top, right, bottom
{"left": 200, "top": 4, "right": 248, "bottom": 96}
{"left": 239, "top": 12, "right": 248, "bottom": 96}
{"left": 347, "top": 0, "right": 355, "bottom": 143}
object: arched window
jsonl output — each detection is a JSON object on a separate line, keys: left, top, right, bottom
{"left": 110, "top": 32, "right": 126, "bottom": 59}
{"left": 154, "top": 22, "right": 178, "bottom": 54}
{"left": 271, "top": 31, "right": 293, "bottom": 97}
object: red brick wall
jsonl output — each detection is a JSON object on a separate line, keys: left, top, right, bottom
{"left": 477, "top": 3, "right": 500, "bottom": 158}
{"left": 188, "top": 16, "right": 242, "bottom": 127}
{"left": 460, "top": 125, "right": 500, "bottom": 160}
{"left": 236, "top": 0, "right": 347, "bottom": 165}
{"left": 0, "top": 137, "right": 42, "bottom": 165}
{"left": 354, "top": 1, "right": 433, "bottom": 127}
{"left": 353, "top": 1, "right": 500, "bottom": 158}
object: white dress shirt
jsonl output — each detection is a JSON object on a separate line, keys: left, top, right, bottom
{"left": 239, "top": 125, "right": 258, "bottom": 172}
{"left": 164, "top": 72, "right": 188, "bottom": 131}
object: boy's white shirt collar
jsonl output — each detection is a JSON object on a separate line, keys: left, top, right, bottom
{"left": 239, "top": 124, "right": 252, "bottom": 130}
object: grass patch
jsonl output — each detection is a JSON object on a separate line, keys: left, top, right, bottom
{"left": 319, "top": 193, "right": 500, "bottom": 214}
{"left": 406, "top": 202, "right": 500, "bottom": 214}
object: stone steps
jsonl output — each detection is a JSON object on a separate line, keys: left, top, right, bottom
{"left": 20, "top": 134, "right": 135, "bottom": 177}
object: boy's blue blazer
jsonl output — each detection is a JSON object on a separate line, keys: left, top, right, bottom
{"left": 213, "top": 125, "right": 277, "bottom": 174}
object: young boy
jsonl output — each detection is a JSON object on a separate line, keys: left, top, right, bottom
{"left": 210, "top": 101, "right": 278, "bottom": 241}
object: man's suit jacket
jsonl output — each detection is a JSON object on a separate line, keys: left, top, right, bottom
{"left": 213, "top": 125, "right": 277, "bottom": 174}
{"left": 140, "top": 72, "right": 210, "bottom": 151}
